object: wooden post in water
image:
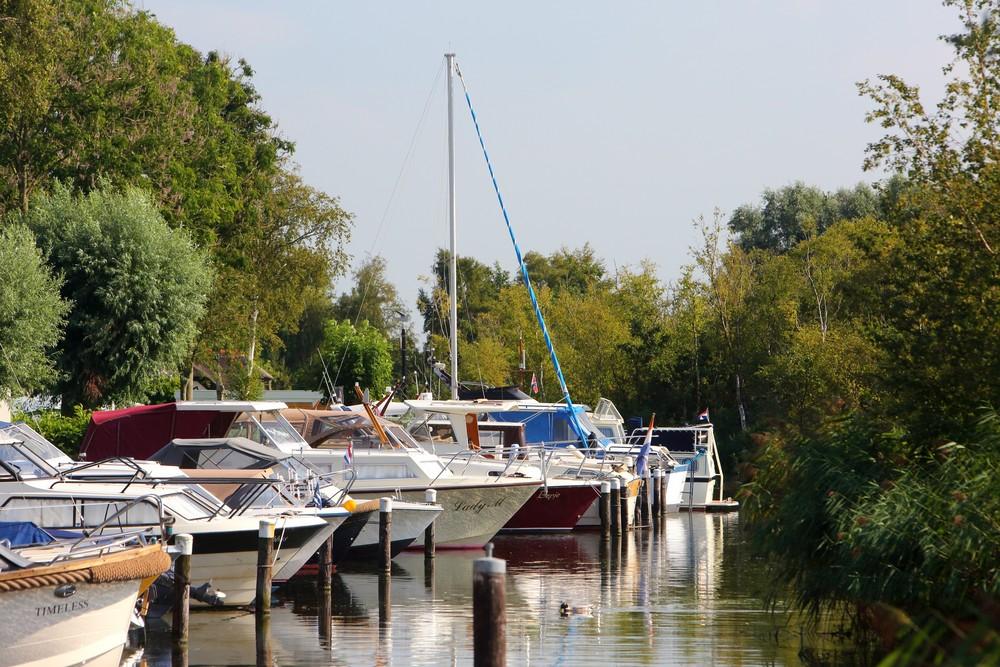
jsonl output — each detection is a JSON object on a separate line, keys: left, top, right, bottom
{"left": 378, "top": 571, "right": 391, "bottom": 627}
{"left": 424, "top": 489, "right": 436, "bottom": 559}
{"left": 256, "top": 519, "right": 275, "bottom": 618}
{"left": 619, "top": 479, "right": 630, "bottom": 534}
{"left": 609, "top": 478, "right": 621, "bottom": 536}
{"left": 379, "top": 497, "right": 393, "bottom": 573}
{"left": 473, "top": 543, "right": 506, "bottom": 667}
{"left": 318, "top": 534, "right": 333, "bottom": 590}
{"left": 651, "top": 468, "right": 661, "bottom": 520}
{"left": 640, "top": 470, "right": 652, "bottom": 527}
{"left": 172, "top": 533, "right": 193, "bottom": 649}
{"left": 599, "top": 481, "right": 611, "bottom": 540}
{"left": 659, "top": 469, "right": 668, "bottom": 521}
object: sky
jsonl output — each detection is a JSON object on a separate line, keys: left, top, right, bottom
{"left": 142, "top": 1, "right": 955, "bottom": 320}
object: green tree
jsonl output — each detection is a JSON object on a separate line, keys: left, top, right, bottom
{"left": 523, "top": 244, "right": 608, "bottom": 294}
{"left": 24, "top": 183, "right": 211, "bottom": 411}
{"left": 417, "top": 250, "right": 509, "bottom": 343}
{"left": 0, "top": 223, "right": 66, "bottom": 397}
{"left": 858, "top": 0, "right": 1000, "bottom": 439}
{"left": 728, "top": 182, "right": 878, "bottom": 253}
{"left": 307, "top": 320, "right": 393, "bottom": 401}
{"left": 333, "top": 255, "right": 407, "bottom": 336}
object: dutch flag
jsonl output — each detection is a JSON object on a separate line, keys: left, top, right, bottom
{"left": 344, "top": 441, "right": 354, "bottom": 466}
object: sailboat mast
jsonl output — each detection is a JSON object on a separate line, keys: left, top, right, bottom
{"left": 446, "top": 52, "right": 459, "bottom": 400}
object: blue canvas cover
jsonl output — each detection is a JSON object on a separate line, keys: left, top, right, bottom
{"left": 0, "top": 521, "right": 55, "bottom": 547}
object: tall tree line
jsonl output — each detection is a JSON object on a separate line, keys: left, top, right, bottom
{"left": 0, "top": 0, "right": 351, "bottom": 410}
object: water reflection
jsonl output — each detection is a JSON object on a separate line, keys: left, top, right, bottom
{"left": 137, "top": 514, "right": 816, "bottom": 666}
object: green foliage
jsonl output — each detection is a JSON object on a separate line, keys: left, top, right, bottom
{"left": 23, "top": 182, "right": 212, "bottom": 409}
{"left": 728, "top": 182, "right": 878, "bottom": 252}
{"left": 14, "top": 407, "right": 91, "bottom": 457}
{"left": 0, "top": 223, "right": 66, "bottom": 396}
{"left": 523, "top": 244, "right": 608, "bottom": 294}
{"left": 304, "top": 320, "right": 393, "bottom": 401}
{"left": 0, "top": 0, "right": 353, "bottom": 396}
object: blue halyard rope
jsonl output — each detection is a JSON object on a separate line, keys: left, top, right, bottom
{"left": 454, "top": 61, "right": 596, "bottom": 450}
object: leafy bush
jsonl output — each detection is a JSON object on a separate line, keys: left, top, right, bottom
{"left": 13, "top": 407, "right": 91, "bottom": 457}
{"left": 743, "top": 410, "right": 1000, "bottom": 663}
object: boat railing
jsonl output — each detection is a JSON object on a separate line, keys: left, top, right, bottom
{"left": 426, "top": 444, "right": 549, "bottom": 488}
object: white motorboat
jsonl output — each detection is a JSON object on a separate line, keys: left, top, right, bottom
{"left": 0, "top": 524, "right": 169, "bottom": 667}
{"left": 0, "top": 430, "right": 333, "bottom": 606}
{"left": 78, "top": 401, "right": 535, "bottom": 550}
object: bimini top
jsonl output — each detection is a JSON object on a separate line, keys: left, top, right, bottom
{"left": 149, "top": 437, "right": 290, "bottom": 469}
{"left": 80, "top": 401, "right": 289, "bottom": 461}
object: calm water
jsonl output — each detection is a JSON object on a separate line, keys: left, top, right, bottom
{"left": 130, "top": 514, "right": 833, "bottom": 666}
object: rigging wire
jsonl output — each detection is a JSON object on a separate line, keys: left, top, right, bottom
{"left": 329, "top": 59, "right": 446, "bottom": 390}
{"left": 452, "top": 58, "right": 593, "bottom": 448}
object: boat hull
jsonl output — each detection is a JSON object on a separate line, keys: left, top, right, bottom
{"left": 181, "top": 518, "right": 329, "bottom": 606}
{"left": 574, "top": 477, "right": 639, "bottom": 529}
{"left": 351, "top": 482, "right": 539, "bottom": 549}
{"left": 664, "top": 467, "right": 687, "bottom": 512}
{"left": 348, "top": 503, "right": 440, "bottom": 557}
{"left": 0, "top": 578, "right": 139, "bottom": 667}
{"left": 501, "top": 481, "right": 600, "bottom": 532}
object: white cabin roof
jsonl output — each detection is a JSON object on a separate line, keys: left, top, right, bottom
{"left": 174, "top": 400, "right": 288, "bottom": 412}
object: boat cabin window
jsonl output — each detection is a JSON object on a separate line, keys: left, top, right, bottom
{"left": 228, "top": 411, "right": 308, "bottom": 450}
{"left": 354, "top": 464, "right": 418, "bottom": 480}
{"left": 632, "top": 428, "right": 699, "bottom": 453}
{"left": 0, "top": 495, "right": 165, "bottom": 528}
{"left": 0, "top": 442, "right": 58, "bottom": 480}
{"left": 192, "top": 447, "right": 263, "bottom": 471}
{"left": 1, "top": 425, "right": 72, "bottom": 466}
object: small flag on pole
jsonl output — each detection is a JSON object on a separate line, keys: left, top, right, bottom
{"left": 696, "top": 408, "right": 709, "bottom": 422}
{"left": 530, "top": 372, "right": 539, "bottom": 394}
{"left": 343, "top": 440, "right": 354, "bottom": 466}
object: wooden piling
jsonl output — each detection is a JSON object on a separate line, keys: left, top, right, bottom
{"left": 658, "top": 469, "right": 667, "bottom": 520}
{"left": 256, "top": 519, "right": 275, "bottom": 618}
{"left": 318, "top": 534, "right": 333, "bottom": 590}
{"left": 610, "top": 478, "right": 621, "bottom": 536}
{"left": 651, "top": 469, "right": 662, "bottom": 519}
{"left": 473, "top": 544, "right": 506, "bottom": 667}
{"left": 172, "top": 533, "right": 193, "bottom": 649}
{"left": 640, "top": 471, "right": 652, "bottom": 527}
{"left": 379, "top": 497, "right": 392, "bottom": 574}
{"left": 424, "top": 489, "right": 436, "bottom": 559}
{"left": 378, "top": 572, "right": 391, "bottom": 627}
{"left": 619, "top": 479, "right": 630, "bottom": 534}
{"left": 599, "top": 481, "right": 611, "bottom": 540}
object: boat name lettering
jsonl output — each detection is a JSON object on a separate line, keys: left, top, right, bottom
{"left": 36, "top": 599, "right": 89, "bottom": 616}
{"left": 538, "top": 492, "right": 561, "bottom": 500}
{"left": 452, "top": 497, "right": 505, "bottom": 514}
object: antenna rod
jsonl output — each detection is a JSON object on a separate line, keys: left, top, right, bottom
{"left": 446, "top": 52, "right": 459, "bottom": 400}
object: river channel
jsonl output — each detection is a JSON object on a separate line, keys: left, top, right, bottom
{"left": 131, "top": 513, "right": 843, "bottom": 666}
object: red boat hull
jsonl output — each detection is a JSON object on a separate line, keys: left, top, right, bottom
{"left": 500, "top": 483, "right": 600, "bottom": 532}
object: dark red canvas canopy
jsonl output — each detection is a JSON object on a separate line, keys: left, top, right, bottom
{"left": 80, "top": 403, "right": 241, "bottom": 461}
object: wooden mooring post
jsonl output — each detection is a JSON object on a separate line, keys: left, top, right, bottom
{"left": 651, "top": 468, "right": 662, "bottom": 520}
{"left": 619, "top": 479, "right": 630, "bottom": 534}
{"left": 599, "top": 481, "right": 611, "bottom": 540}
{"left": 379, "top": 497, "right": 393, "bottom": 573}
{"left": 609, "top": 478, "right": 621, "bottom": 536}
{"left": 473, "top": 543, "right": 506, "bottom": 667}
{"left": 658, "top": 469, "right": 667, "bottom": 522}
{"left": 256, "top": 519, "right": 275, "bottom": 619}
{"left": 424, "top": 489, "right": 436, "bottom": 559}
{"left": 172, "top": 533, "right": 193, "bottom": 649}
{"left": 640, "top": 470, "right": 652, "bottom": 527}
{"left": 318, "top": 534, "right": 333, "bottom": 590}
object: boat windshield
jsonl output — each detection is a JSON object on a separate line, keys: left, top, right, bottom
{"left": 228, "top": 411, "right": 309, "bottom": 451}
{"left": 0, "top": 441, "right": 58, "bottom": 480}
{"left": 0, "top": 424, "right": 73, "bottom": 465}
